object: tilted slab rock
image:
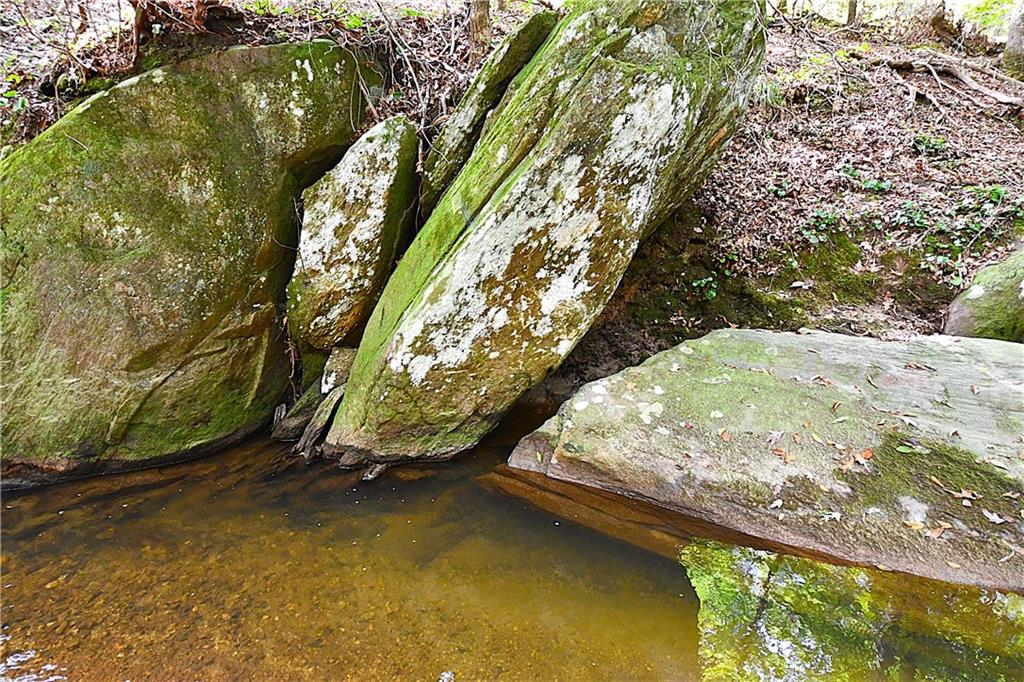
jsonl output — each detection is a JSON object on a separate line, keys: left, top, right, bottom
{"left": 0, "top": 42, "right": 380, "bottom": 487}
{"left": 508, "top": 329, "right": 1024, "bottom": 591}
{"left": 287, "top": 116, "right": 418, "bottom": 351}
{"left": 944, "top": 248, "right": 1024, "bottom": 342}
{"left": 419, "top": 10, "right": 557, "bottom": 216}
{"left": 324, "top": 0, "right": 766, "bottom": 465}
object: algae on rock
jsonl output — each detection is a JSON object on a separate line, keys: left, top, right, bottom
{"left": 419, "top": 10, "right": 558, "bottom": 216}
{"left": 324, "top": 0, "right": 767, "bottom": 466}
{"left": 944, "top": 248, "right": 1024, "bottom": 342}
{"left": 683, "top": 540, "right": 1024, "bottom": 681}
{"left": 287, "top": 115, "right": 418, "bottom": 351}
{"left": 0, "top": 42, "right": 380, "bottom": 487}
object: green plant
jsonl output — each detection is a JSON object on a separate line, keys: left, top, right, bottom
{"left": 965, "top": 0, "right": 1014, "bottom": 32}
{"left": 690, "top": 276, "right": 718, "bottom": 300}
{"left": 801, "top": 209, "right": 842, "bottom": 245}
{"left": 767, "top": 178, "right": 790, "bottom": 197}
{"left": 861, "top": 178, "right": 892, "bottom": 194}
{"left": 912, "top": 133, "right": 948, "bottom": 157}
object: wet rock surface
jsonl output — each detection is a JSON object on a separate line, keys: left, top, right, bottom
{"left": 0, "top": 42, "right": 379, "bottom": 487}
{"left": 509, "top": 328, "right": 1024, "bottom": 591}
{"left": 324, "top": 0, "right": 767, "bottom": 466}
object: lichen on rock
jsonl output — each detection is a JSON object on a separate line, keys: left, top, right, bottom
{"left": 419, "top": 10, "right": 558, "bottom": 217}
{"left": 287, "top": 115, "right": 418, "bottom": 351}
{"left": 0, "top": 41, "right": 380, "bottom": 487}
{"left": 944, "top": 248, "right": 1024, "bottom": 343}
{"left": 324, "top": 0, "right": 767, "bottom": 466}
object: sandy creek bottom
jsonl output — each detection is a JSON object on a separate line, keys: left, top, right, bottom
{"left": 0, "top": 409, "right": 1019, "bottom": 681}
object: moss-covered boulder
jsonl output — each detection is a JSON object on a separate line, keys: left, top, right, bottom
{"left": 323, "top": 0, "right": 767, "bottom": 466}
{"left": 419, "top": 10, "right": 558, "bottom": 216}
{"left": 287, "top": 116, "right": 418, "bottom": 351}
{"left": 508, "top": 329, "right": 1024, "bottom": 591}
{"left": 0, "top": 42, "right": 380, "bottom": 487}
{"left": 683, "top": 541, "right": 1024, "bottom": 680}
{"left": 944, "top": 248, "right": 1024, "bottom": 342}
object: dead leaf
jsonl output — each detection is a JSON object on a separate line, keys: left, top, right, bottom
{"left": 857, "top": 448, "right": 873, "bottom": 462}
{"left": 793, "top": 433, "right": 803, "bottom": 444}
{"left": 951, "top": 489, "right": 980, "bottom": 500}
{"left": 982, "top": 509, "right": 1007, "bottom": 525}
{"left": 831, "top": 401, "right": 842, "bottom": 414}
{"left": 971, "top": 384, "right": 980, "bottom": 395}
{"left": 773, "top": 447, "right": 794, "bottom": 464}
{"left": 766, "top": 431, "right": 784, "bottom": 445}
{"left": 946, "top": 561, "right": 961, "bottom": 569}
{"left": 769, "top": 499, "right": 783, "bottom": 510}
{"left": 719, "top": 429, "right": 732, "bottom": 442}
{"left": 811, "top": 433, "right": 824, "bottom": 445}
{"left": 904, "top": 521, "right": 924, "bottom": 530}
{"left": 1002, "top": 491, "right": 1020, "bottom": 499}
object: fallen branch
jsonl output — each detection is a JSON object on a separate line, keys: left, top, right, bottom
{"left": 853, "top": 53, "right": 1024, "bottom": 108}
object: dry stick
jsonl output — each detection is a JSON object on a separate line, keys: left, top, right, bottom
{"left": 857, "top": 54, "right": 1024, "bottom": 108}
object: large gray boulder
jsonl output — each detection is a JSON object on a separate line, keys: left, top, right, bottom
{"left": 944, "top": 248, "right": 1024, "bottom": 342}
{"left": 323, "top": 0, "right": 767, "bottom": 467}
{"left": 508, "top": 329, "right": 1024, "bottom": 591}
{"left": 0, "top": 42, "right": 380, "bottom": 487}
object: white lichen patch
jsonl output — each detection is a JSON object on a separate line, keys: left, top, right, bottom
{"left": 290, "top": 116, "right": 415, "bottom": 348}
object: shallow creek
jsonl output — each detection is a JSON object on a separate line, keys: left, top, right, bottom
{"left": 1, "top": 410, "right": 1021, "bottom": 681}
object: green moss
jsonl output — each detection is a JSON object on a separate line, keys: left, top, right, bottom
{"left": 683, "top": 540, "right": 1024, "bottom": 681}
{"left": 1, "top": 43, "right": 380, "bottom": 475}
{"left": 946, "top": 249, "right": 1024, "bottom": 342}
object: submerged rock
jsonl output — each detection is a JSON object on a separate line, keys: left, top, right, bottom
{"left": 419, "top": 10, "right": 558, "bottom": 216}
{"left": 0, "top": 42, "right": 380, "bottom": 487}
{"left": 287, "top": 116, "right": 418, "bottom": 351}
{"left": 508, "top": 329, "right": 1024, "bottom": 591}
{"left": 944, "top": 248, "right": 1024, "bottom": 342}
{"left": 683, "top": 540, "right": 1024, "bottom": 680}
{"left": 324, "top": 0, "right": 766, "bottom": 466}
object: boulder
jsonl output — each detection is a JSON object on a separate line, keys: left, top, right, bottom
{"left": 286, "top": 116, "right": 418, "bottom": 351}
{"left": 944, "top": 248, "right": 1024, "bottom": 342}
{"left": 323, "top": 0, "right": 767, "bottom": 466}
{"left": 271, "top": 347, "right": 357, "bottom": 442}
{"left": 0, "top": 42, "right": 380, "bottom": 487}
{"left": 683, "top": 540, "right": 1024, "bottom": 680}
{"left": 507, "top": 329, "right": 1024, "bottom": 591}
{"left": 419, "top": 10, "right": 558, "bottom": 216}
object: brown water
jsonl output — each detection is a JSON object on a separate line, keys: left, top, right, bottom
{"left": 1, "top": 411, "right": 1021, "bottom": 681}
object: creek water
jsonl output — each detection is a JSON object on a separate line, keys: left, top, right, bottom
{"left": 0, "top": 409, "right": 1020, "bottom": 681}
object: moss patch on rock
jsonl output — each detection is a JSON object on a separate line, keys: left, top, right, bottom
{"left": 0, "top": 42, "right": 381, "bottom": 486}
{"left": 944, "top": 248, "right": 1024, "bottom": 342}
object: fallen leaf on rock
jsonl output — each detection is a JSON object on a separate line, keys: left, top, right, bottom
{"left": 766, "top": 431, "right": 784, "bottom": 445}
{"left": 812, "top": 433, "right": 824, "bottom": 445}
{"left": 793, "top": 433, "right": 802, "bottom": 444}
{"left": 947, "top": 561, "right": 961, "bottom": 569}
{"left": 951, "top": 489, "right": 980, "bottom": 500}
{"left": 769, "top": 498, "right": 783, "bottom": 509}
{"left": 928, "top": 475, "right": 946, "bottom": 488}
{"left": 982, "top": 509, "right": 1007, "bottom": 525}
{"left": 773, "top": 447, "right": 793, "bottom": 464}
{"left": 1002, "top": 491, "right": 1020, "bottom": 499}
{"left": 971, "top": 384, "right": 980, "bottom": 395}
{"left": 904, "top": 521, "right": 925, "bottom": 530}
{"left": 719, "top": 429, "right": 732, "bottom": 442}
{"left": 856, "top": 448, "right": 873, "bottom": 463}
{"left": 895, "top": 444, "right": 914, "bottom": 454}
{"left": 831, "top": 401, "right": 842, "bottom": 414}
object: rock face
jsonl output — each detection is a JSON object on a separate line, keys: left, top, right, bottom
{"left": 419, "top": 10, "right": 557, "bottom": 216}
{"left": 944, "top": 248, "right": 1024, "bottom": 342}
{"left": 683, "top": 540, "right": 1024, "bottom": 680}
{"left": 0, "top": 42, "right": 380, "bottom": 487}
{"left": 508, "top": 329, "right": 1024, "bottom": 591}
{"left": 324, "top": 0, "right": 766, "bottom": 466}
{"left": 287, "top": 116, "right": 418, "bottom": 351}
